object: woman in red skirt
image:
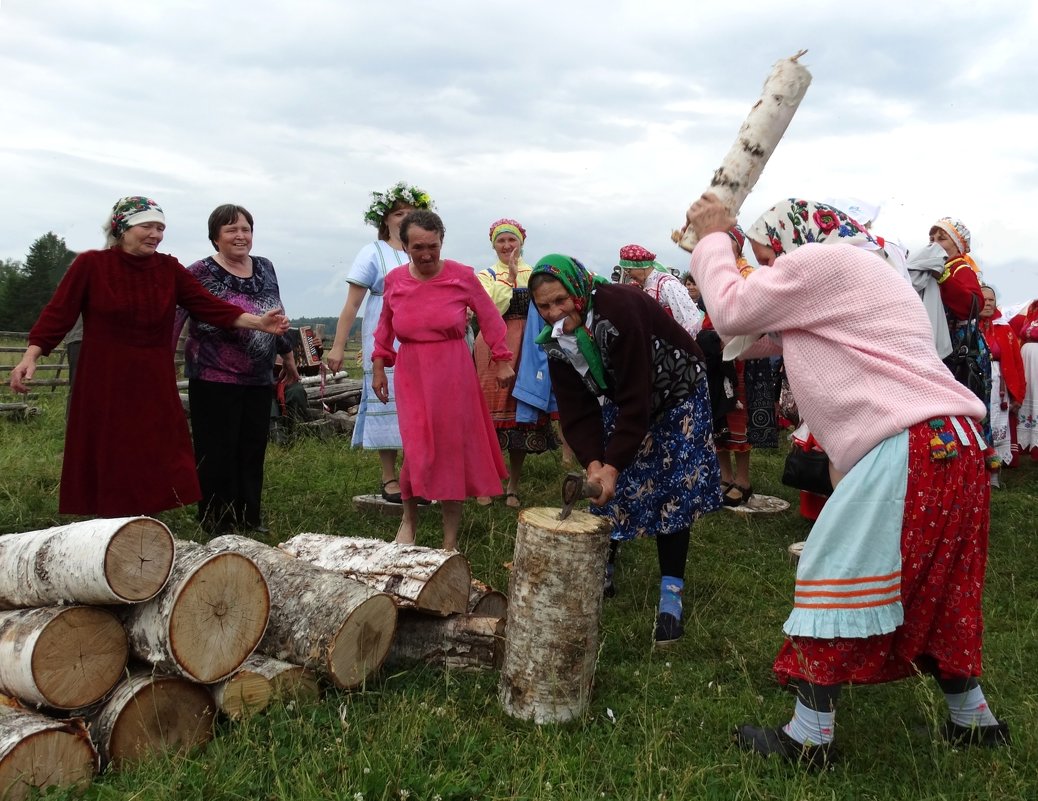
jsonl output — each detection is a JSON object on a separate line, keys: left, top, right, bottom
{"left": 688, "top": 195, "right": 1008, "bottom": 767}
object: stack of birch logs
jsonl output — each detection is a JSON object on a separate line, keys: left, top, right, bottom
{"left": 0, "top": 519, "right": 505, "bottom": 799}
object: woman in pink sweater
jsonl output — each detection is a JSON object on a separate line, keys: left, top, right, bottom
{"left": 688, "top": 195, "right": 1006, "bottom": 767}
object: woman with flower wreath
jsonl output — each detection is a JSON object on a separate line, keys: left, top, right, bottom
{"left": 688, "top": 194, "right": 1006, "bottom": 767}
{"left": 472, "top": 218, "right": 558, "bottom": 508}
{"left": 326, "top": 182, "right": 435, "bottom": 503}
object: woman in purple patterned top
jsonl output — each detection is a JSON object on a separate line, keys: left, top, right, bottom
{"left": 174, "top": 204, "right": 298, "bottom": 534}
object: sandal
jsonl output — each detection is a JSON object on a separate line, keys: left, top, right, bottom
{"left": 722, "top": 483, "right": 752, "bottom": 507}
{"left": 381, "top": 480, "right": 402, "bottom": 504}
{"left": 504, "top": 492, "right": 521, "bottom": 509}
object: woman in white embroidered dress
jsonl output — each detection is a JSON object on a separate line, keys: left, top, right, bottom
{"left": 326, "top": 182, "right": 434, "bottom": 502}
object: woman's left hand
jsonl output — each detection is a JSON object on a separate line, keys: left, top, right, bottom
{"left": 495, "top": 361, "right": 515, "bottom": 388}
{"left": 586, "top": 460, "right": 618, "bottom": 506}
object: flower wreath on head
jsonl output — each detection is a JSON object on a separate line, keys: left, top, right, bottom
{"left": 363, "top": 182, "right": 434, "bottom": 227}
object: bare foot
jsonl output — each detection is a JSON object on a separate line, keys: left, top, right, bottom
{"left": 475, "top": 496, "right": 493, "bottom": 506}
{"left": 504, "top": 492, "right": 520, "bottom": 509}
{"left": 394, "top": 520, "right": 416, "bottom": 545}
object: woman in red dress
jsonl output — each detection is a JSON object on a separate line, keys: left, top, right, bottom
{"left": 9, "top": 196, "right": 288, "bottom": 517}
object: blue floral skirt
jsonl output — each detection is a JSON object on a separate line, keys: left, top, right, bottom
{"left": 593, "top": 383, "right": 722, "bottom": 540}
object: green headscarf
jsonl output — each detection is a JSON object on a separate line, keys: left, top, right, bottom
{"left": 532, "top": 254, "right": 610, "bottom": 390}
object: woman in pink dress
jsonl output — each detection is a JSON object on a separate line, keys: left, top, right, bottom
{"left": 372, "top": 210, "right": 515, "bottom": 550}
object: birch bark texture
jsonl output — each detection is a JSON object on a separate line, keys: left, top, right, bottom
{"left": 0, "top": 606, "right": 128, "bottom": 709}
{"left": 0, "top": 517, "right": 174, "bottom": 608}
{"left": 85, "top": 670, "right": 215, "bottom": 769}
{"left": 121, "top": 540, "right": 270, "bottom": 683}
{"left": 209, "top": 535, "right": 397, "bottom": 689}
{"left": 386, "top": 612, "right": 505, "bottom": 671}
{"left": 672, "top": 50, "right": 812, "bottom": 252}
{"left": 279, "top": 534, "right": 470, "bottom": 615}
{"left": 0, "top": 706, "right": 97, "bottom": 800}
{"left": 498, "top": 508, "right": 611, "bottom": 724}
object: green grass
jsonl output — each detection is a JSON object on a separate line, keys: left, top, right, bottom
{"left": 0, "top": 390, "right": 1035, "bottom": 800}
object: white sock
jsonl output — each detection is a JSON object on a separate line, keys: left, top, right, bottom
{"left": 945, "top": 685, "right": 999, "bottom": 727}
{"left": 783, "top": 698, "right": 835, "bottom": 745}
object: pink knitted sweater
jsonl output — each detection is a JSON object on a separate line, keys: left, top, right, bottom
{"left": 690, "top": 232, "right": 985, "bottom": 472}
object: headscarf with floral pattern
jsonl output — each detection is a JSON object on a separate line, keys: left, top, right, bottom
{"left": 747, "top": 199, "right": 883, "bottom": 260}
{"left": 489, "top": 218, "right": 526, "bottom": 244}
{"left": 106, "top": 196, "right": 164, "bottom": 240}
{"left": 532, "top": 253, "right": 610, "bottom": 390}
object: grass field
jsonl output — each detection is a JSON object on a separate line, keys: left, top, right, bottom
{"left": 0, "top": 377, "right": 1035, "bottom": 800}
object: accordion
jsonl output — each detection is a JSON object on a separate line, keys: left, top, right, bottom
{"left": 292, "top": 325, "right": 324, "bottom": 375}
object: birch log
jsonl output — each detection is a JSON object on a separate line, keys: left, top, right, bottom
{"left": 209, "top": 536, "right": 397, "bottom": 689}
{"left": 122, "top": 540, "right": 270, "bottom": 683}
{"left": 0, "top": 517, "right": 175, "bottom": 608}
{"left": 0, "top": 707, "right": 97, "bottom": 800}
{"left": 86, "top": 670, "right": 215, "bottom": 769}
{"left": 387, "top": 612, "right": 505, "bottom": 671}
{"left": 279, "top": 534, "right": 470, "bottom": 615}
{"left": 672, "top": 50, "right": 812, "bottom": 252}
{"left": 0, "top": 607, "right": 127, "bottom": 709}
{"left": 239, "top": 653, "right": 319, "bottom": 703}
{"left": 468, "top": 579, "right": 508, "bottom": 618}
{"left": 499, "top": 508, "right": 611, "bottom": 724}
{"left": 211, "top": 654, "right": 319, "bottom": 718}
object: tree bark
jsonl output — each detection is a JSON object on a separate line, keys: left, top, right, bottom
{"left": 498, "top": 508, "right": 611, "bottom": 724}
{"left": 468, "top": 579, "right": 508, "bottom": 618}
{"left": 0, "top": 517, "right": 175, "bottom": 608}
{"left": 0, "top": 706, "right": 97, "bottom": 800}
{"left": 85, "top": 669, "right": 215, "bottom": 769}
{"left": 0, "top": 606, "right": 127, "bottom": 710}
{"left": 673, "top": 50, "right": 812, "bottom": 251}
{"left": 209, "top": 536, "right": 397, "bottom": 690}
{"left": 122, "top": 540, "right": 270, "bottom": 683}
{"left": 279, "top": 534, "right": 470, "bottom": 616}
{"left": 386, "top": 612, "right": 504, "bottom": 671}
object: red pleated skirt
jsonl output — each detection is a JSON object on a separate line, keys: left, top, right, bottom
{"left": 773, "top": 417, "right": 990, "bottom": 685}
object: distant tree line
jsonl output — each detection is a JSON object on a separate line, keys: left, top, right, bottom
{"left": 0, "top": 233, "right": 76, "bottom": 331}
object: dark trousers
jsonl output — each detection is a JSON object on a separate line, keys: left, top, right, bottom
{"left": 188, "top": 379, "right": 273, "bottom": 530}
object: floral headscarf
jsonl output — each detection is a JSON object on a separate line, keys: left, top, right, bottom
{"left": 489, "top": 218, "right": 526, "bottom": 244}
{"left": 106, "top": 196, "right": 164, "bottom": 240}
{"left": 929, "top": 217, "right": 981, "bottom": 275}
{"left": 532, "top": 254, "right": 610, "bottom": 390}
{"left": 929, "top": 217, "right": 971, "bottom": 255}
{"left": 747, "top": 199, "right": 881, "bottom": 258}
{"left": 363, "top": 182, "right": 434, "bottom": 227}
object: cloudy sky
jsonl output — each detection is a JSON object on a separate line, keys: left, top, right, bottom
{"left": 2, "top": 1, "right": 1037, "bottom": 318}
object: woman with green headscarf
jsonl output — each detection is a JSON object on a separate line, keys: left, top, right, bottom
{"left": 529, "top": 255, "right": 722, "bottom": 646}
